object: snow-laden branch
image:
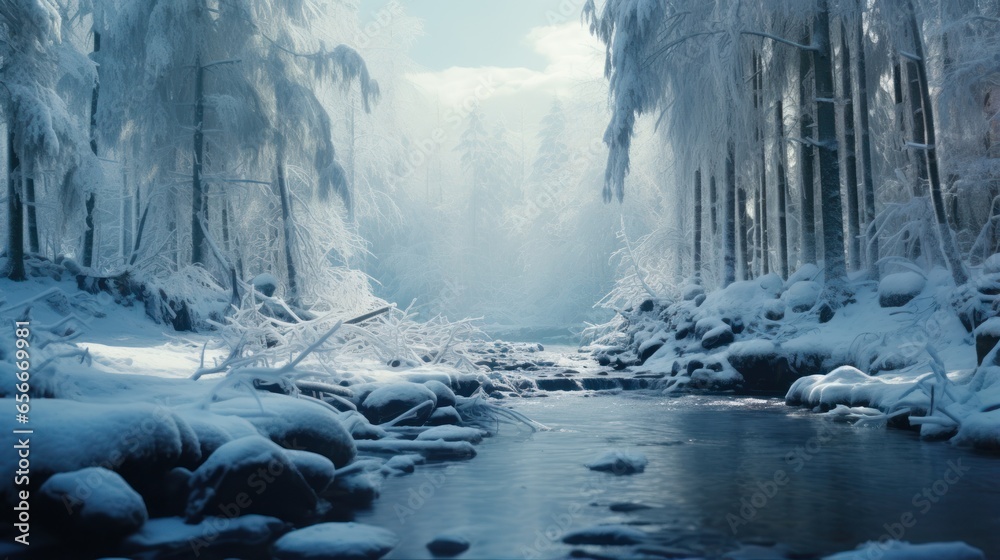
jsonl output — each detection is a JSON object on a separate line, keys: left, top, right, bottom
{"left": 741, "top": 31, "right": 816, "bottom": 51}
{"left": 642, "top": 31, "right": 723, "bottom": 69}
{"left": 786, "top": 136, "right": 821, "bottom": 147}
{"left": 200, "top": 58, "right": 241, "bottom": 69}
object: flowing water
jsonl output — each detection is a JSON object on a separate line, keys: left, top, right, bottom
{"left": 355, "top": 391, "right": 1000, "bottom": 559}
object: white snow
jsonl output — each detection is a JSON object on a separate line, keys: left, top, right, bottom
{"left": 879, "top": 271, "right": 927, "bottom": 305}
{"left": 823, "top": 540, "right": 984, "bottom": 560}
{"left": 786, "top": 263, "right": 821, "bottom": 285}
{"left": 0, "top": 399, "right": 184, "bottom": 496}
{"left": 783, "top": 280, "right": 822, "bottom": 311}
{"left": 121, "top": 515, "right": 286, "bottom": 557}
{"left": 414, "top": 425, "right": 486, "bottom": 443}
{"left": 39, "top": 467, "right": 147, "bottom": 533}
{"left": 585, "top": 450, "right": 648, "bottom": 475}
{"left": 271, "top": 522, "right": 398, "bottom": 560}
{"left": 208, "top": 394, "right": 356, "bottom": 467}
{"left": 355, "top": 439, "right": 477, "bottom": 460}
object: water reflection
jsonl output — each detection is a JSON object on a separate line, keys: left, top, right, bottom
{"left": 355, "top": 393, "right": 1000, "bottom": 559}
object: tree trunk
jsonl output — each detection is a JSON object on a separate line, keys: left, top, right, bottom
{"left": 277, "top": 158, "right": 299, "bottom": 303}
{"left": 710, "top": 174, "right": 718, "bottom": 236}
{"left": 907, "top": 2, "right": 968, "bottom": 286}
{"left": 121, "top": 163, "right": 131, "bottom": 261}
{"left": 738, "top": 184, "right": 750, "bottom": 280}
{"left": 191, "top": 55, "right": 207, "bottom": 266}
{"left": 840, "top": 22, "right": 861, "bottom": 272}
{"left": 904, "top": 59, "right": 929, "bottom": 198}
{"left": 694, "top": 168, "right": 703, "bottom": 277}
{"left": 799, "top": 28, "right": 817, "bottom": 266}
{"left": 724, "top": 140, "right": 737, "bottom": 286}
{"left": 710, "top": 173, "right": 718, "bottom": 273}
{"left": 221, "top": 200, "right": 231, "bottom": 253}
{"left": 776, "top": 100, "right": 790, "bottom": 279}
{"left": 82, "top": 194, "right": 96, "bottom": 268}
{"left": 6, "top": 132, "right": 26, "bottom": 281}
{"left": 25, "top": 176, "right": 38, "bottom": 254}
{"left": 754, "top": 52, "right": 769, "bottom": 276}
{"left": 83, "top": 31, "right": 100, "bottom": 268}
{"left": 855, "top": 7, "right": 878, "bottom": 279}
{"left": 814, "top": 0, "right": 848, "bottom": 290}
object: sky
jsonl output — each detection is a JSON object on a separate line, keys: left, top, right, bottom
{"left": 358, "top": 0, "right": 606, "bottom": 138}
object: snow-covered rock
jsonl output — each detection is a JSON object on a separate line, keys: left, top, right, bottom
{"left": 759, "top": 272, "right": 784, "bottom": 297}
{"left": 284, "top": 449, "right": 336, "bottom": 494}
{"left": 356, "top": 439, "right": 477, "bottom": 461}
{"left": 762, "top": 299, "right": 785, "bottom": 321}
{"left": 727, "top": 340, "right": 793, "bottom": 392}
{"left": 271, "top": 522, "right": 398, "bottom": 560}
{"left": 694, "top": 316, "right": 724, "bottom": 338}
{"left": 325, "top": 471, "right": 382, "bottom": 506}
{"left": 952, "top": 409, "right": 1000, "bottom": 451}
{"left": 176, "top": 409, "right": 259, "bottom": 459}
{"left": 701, "top": 323, "right": 734, "bottom": 350}
{"left": 787, "top": 263, "right": 820, "bottom": 285}
{"left": 382, "top": 454, "right": 424, "bottom": 475}
{"left": 251, "top": 273, "right": 279, "bottom": 297}
{"left": 974, "top": 317, "right": 1000, "bottom": 365}
{"left": 423, "top": 380, "right": 457, "bottom": 407}
{"left": 878, "top": 271, "right": 926, "bottom": 307}
{"left": 119, "top": 515, "right": 287, "bottom": 559}
{"left": 783, "top": 280, "right": 822, "bottom": 312}
{"left": 0, "top": 399, "right": 184, "bottom": 503}
{"left": 427, "top": 405, "right": 462, "bottom": 426}
{"left": 185, "top": 436, "right": 317, "bottom": 523}
{"left": 585, "top": 450, "right": 647, "bottom": 475}
{"left": 210, "top": 395, "right": 356, "bottom": 467}
{"left": 339, "top": 411, "right": 388, "bottom": 441}
{"left": 38, "top": 467, "right": 147, "bottom": 540}
{"left": 415, "top": 425, "right": 486, "bottom": 444}
{"left": 360, "top": 383, "right": 438, "bottom": 426}
{"left": 426, "top": 532, "right": 471, "bottom": 556}
{"left": 562, "top": 524, "right": 647, "bottom": 545}
{"left": 823, "top": 540, "right": 984, "bottom": 560}
{"left": 682, "top": 283, "right": 704, "bottom": 301}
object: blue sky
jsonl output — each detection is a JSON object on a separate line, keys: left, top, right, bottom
{"left": 357, "top": 0, "right": 606, "bottom": 145}
{"left": 360, "top": 0, "right": 583, "bottom": 71}
{"left": 398, "top": 1, "right": 547, "bottom": 70}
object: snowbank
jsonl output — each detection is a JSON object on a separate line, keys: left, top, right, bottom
{"left": 271, "top": 522, "right": 398, "bottom": 560}
{"left": 823, "top": 540, "right": 984, "bottom": 560}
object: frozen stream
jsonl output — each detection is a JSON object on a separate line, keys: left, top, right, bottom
{"left": 355, "top": 391, "right": 1000, "bottom": 559}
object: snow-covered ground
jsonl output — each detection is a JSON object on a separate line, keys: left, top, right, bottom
{"left": 0, "top": 275, "right": 537, "bottom": 558}
{"left": 0, "top": 274, "right": 994, "bottom": 558}
{"left": 586, "top": 264, "right": 1000, "bottom": 451}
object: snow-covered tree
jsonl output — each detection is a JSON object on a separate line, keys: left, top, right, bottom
{"left": 1, "top": 0, "right": 94, "bottom": 280}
